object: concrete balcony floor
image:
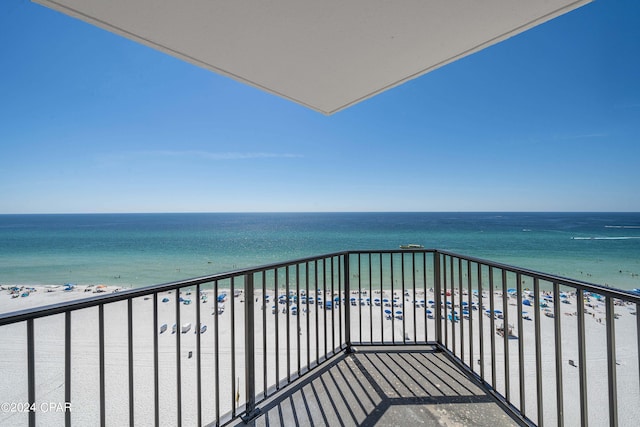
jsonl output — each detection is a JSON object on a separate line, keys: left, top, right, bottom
{"left": 234, "top": 345, "right": 522, "bottom": 427}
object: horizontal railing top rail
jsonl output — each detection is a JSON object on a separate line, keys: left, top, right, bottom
{"left": 434, "top": 249, "right": 640, "bottom": 302}
{"left": 0, "top": 250, "right": 348, "bottom": 325}
{"left": 2, "top": 248, "right": 638, "bottom": 325}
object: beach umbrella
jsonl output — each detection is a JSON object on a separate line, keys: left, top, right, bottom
{"left": 494, "top": 309, "right": 502, "bottom": 314}
{"left": 384, "top": 309, "right": 392, "bottom": 315}
{"left": 428, "top": 300, "right": 434, "bottom": 304}
{"left": 426, "top": 309, "right": 432, "bottom": 314}
{"left": 523, "top": 299, "right": 531, "bottom": 306}
{"left": 507, "top": 288, "right": 516, "bottom": 294}
{"left": 461, "top": 301, "right": 468, "bottom": 306}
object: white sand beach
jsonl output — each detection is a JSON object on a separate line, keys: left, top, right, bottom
{"left": 0, "top": 284, "right": 638, "bottom": 426}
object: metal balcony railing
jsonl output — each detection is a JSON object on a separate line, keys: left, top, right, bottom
{"left": 0, "top": 250, "right": 638, "bottom": 426}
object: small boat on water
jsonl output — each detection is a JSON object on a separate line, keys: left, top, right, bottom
{"left": 400, "top": 244, "right": 424, "bottom": 249}
{"left": 159, "top": 323, "right": 167, "bottom": 334}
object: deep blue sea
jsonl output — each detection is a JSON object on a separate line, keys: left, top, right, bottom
{"left": 1, "top": 212, "right": 639, "bottom": 290}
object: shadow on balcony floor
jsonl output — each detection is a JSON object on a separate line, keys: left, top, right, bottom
{"left": 233, "top": 345, "right": 522, "bottom": 427}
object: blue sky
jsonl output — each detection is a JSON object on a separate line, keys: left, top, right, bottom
{"left": 1, "top": 0, "right": 639, "bottom": 213}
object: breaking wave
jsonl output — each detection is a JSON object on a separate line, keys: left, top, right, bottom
{"left": 571, "top": 236, "right": 640, "bottom": 240}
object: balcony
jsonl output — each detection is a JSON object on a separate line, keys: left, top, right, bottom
{"left": 1, "top": 250, "right": 639, "bottom": 426}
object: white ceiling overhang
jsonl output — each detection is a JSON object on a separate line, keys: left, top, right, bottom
{"left": 34, "top": 0, "right": 591, "bottom": 114}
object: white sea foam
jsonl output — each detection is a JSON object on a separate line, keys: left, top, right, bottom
{"left": 605, "top": 225, "right": 640, "bottom": 228}
{"left": 571, "top": 236, "right": 640, "bottom": 240}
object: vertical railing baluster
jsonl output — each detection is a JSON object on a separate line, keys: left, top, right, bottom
{"left": 285, "top": 266, "right": 291, "bottom": 383}
{"left": 195, "top": 285, "right": 202, "bottom": 427}
{"left": 231, "top": 278, "right": 237, "bottom": 418}
{"left": 478, "top": 263, "right": 485, "bottom": 381}
{"left": 605, "top": 296, "right": 618, "bottom": 426}
{"left": 358, "top": 253, "right": 362, "bottom": 343}
{"left": 330, "top": 258, "right": 336, "bottom": 354}
{"left": 323, "top": 259, "right": 328, "bottom": 360}
{"left": 450, "top": 256, "right": 455, "bottom": 355}
{"left": 243, "top": 273, "right": 258, "bottom": 421}
{"left": 516, "top": 273, "right": 525, "bottom": 416}
{"left": 502, "top": 269, "right": 510, "bottom": 402}
{"left": 380, "top": 253, "right": 385, "bottom": 344}
{"left": 534, "top": 279, "right": 544, "bottom": 426}
{"left": 434, "top": 251, "right": 442, "bottom": 346}
{"left": 314, "top": 260, "right": 319, "bottom": 364}
{"left": 401, "top": 252, "right": 406, "bottom": 344}
{"left": 128, "top": 298, "right": 135, "bottom": 427}
{"left": 552, "top": 282, "right": 564, "bottom": 427}
{"left": 467, "top": 260, "right": 473, "bottom": 372}
{"left": 369, "top": 253, "right": 373, "bottom": 344}
{"left": 338, "top": 255, "right": 343, "bottom": 350}
{"left": 489, "top": 266, "right": 497, "bottom": 390}
{"left": 423, "top": 252, "right": 427, "bottom": 343}
{"left": 576, "top": 288, "right": 588, "bottom": 426}
{"left": 458, "top": 258, "right": 463, "bottom": 360}
{"left": 391, "top": 253, "right": 396, "bottom": 344}
{"left": 153, "top": 293, "right": 159, "bottom": 427}
{"left": 305, "top": 262, "right": 310, "bottom": 370}
{"left": 27, "top": 318, "right": 36, "bottom": 427}
{"left": 443, "top": 254, "right": 448, "bottom": 348}
{"left": 344, "top": 254, "right": 351, "bottom": 350}
{"left": 274, "top": 273, "right": 280, "bottom": 390}
{"left": 296, "top": 264, "right": 301, "bottom": 374}
{"left": 99, "top": 304, "right": 106, "bottom": 427}
{"left": 262, "top": 271, "right": 268, "bottom": 398}
{"left": 175, "top": 291, "right": 182, "bottom": 427}
{"left": 413, "top": 252, "right": 417, "bottom": 343}
{"left": 65, "top": 311, "right": 71, "bottom": 427}
{"left": 214, "top": 280, "right": 220, "bottom": 425}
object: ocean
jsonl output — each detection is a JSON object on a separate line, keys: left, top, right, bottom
{"left": 1, "top": 212, "right": 639, "bottom": 290}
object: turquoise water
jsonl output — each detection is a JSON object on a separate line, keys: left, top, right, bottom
{"left": 1, "top": 212, "right": 639, "bottom": 290}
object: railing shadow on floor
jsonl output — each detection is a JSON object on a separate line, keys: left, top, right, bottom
{"left": 233, "top": 345, "right": 524, "bottom": 427}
